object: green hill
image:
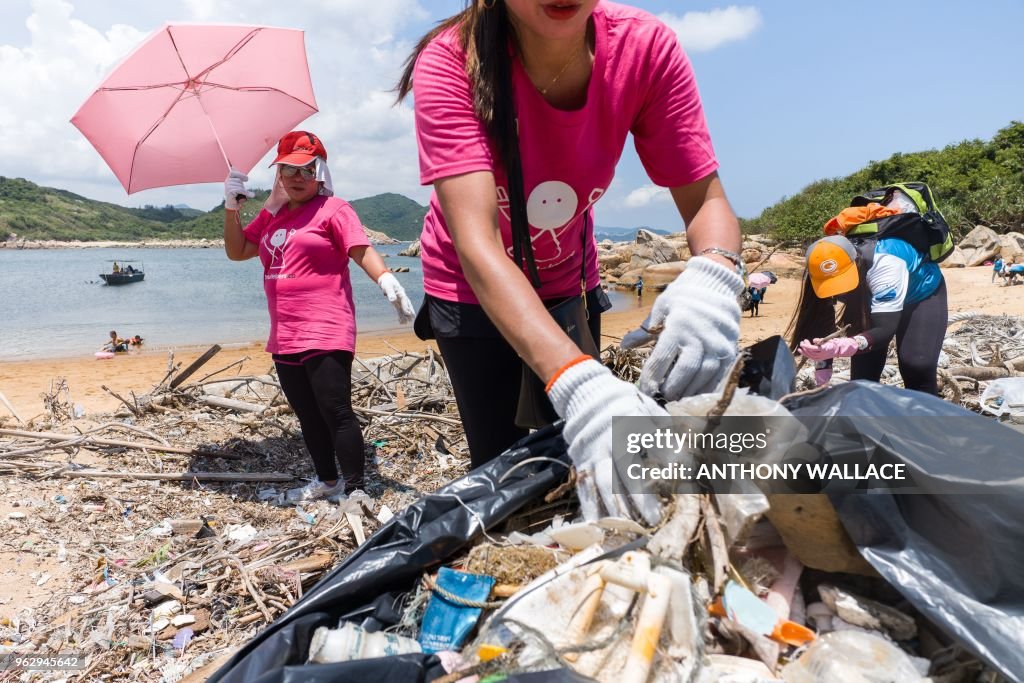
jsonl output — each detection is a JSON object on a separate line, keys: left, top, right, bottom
{"left": 0, "top": 177, "right": 197, "bottom": 241}
{"left": 0, "top": 178, "right": 428, "bottom": 242}
{"left": 744, "top": 121, "right": 1024, "bottom": 243}
{"left": 176, "top": 191, "right": 428, "bottom": 241}
{"left": 349, "top": 192, "right": 427, "bottom": 241}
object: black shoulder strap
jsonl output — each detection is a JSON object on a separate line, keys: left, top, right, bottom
{"left": 579, "top": 212, "right": 588, "bottom": 289}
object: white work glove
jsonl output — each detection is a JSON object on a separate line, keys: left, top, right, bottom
{"left": 548, "top": 359, "right": 667, "bottom": 525}
{"left": 224, "top": 168, "right": 254, "bottom": 210}
{"left": 377, "top": 272, "right": 415, "bottom": 324}
{"left": 620, "top": 257, "right": 743, "bottom": 401}
{"left": 263, "top": 171, "right": 290, "bottom": 216}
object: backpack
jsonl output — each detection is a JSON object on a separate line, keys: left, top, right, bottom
{"left": 844, "top": 182, "right": 955, "bottom": 265}
{"left": 739, "top": 288, "right": 753, "bottom": 311}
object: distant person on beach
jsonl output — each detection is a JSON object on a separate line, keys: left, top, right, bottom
{"left": 993, "top": 257, "right": 1004, "bottom": 283}
{"left": 747, "top": 285, "right": 761, "bottom": 317}
{"left": 223, "top": 131, "right": 416, "bottom": 503}
{"left": 397, "top": 0, "right": 744, "bottom": 520}
{"left": 790, "top": 235, "right": 947, "bottom": 394}
{"left": 1008, "top": 261, "right": 1024, "bottom": 285}
{"left": 635, "top": 276, "right": 644, "bottom": 299}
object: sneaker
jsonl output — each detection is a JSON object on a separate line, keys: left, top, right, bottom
{"left": 285, "top": 478, "right": 347, "bottom": 504}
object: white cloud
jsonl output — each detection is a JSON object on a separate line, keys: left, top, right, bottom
{"left": 0, "top": 0, "right": 430, "bottom": 210}
{"left": 659, "top": 6, "right": 762, "bottom": 53}
{"left": 0, "top": 0, "right": 147, "bottom": 183}
{"left": 624, "top": 184, "right": 671, "bottom": 208}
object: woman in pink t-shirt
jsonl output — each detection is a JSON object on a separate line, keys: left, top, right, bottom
{"left": 223, "top": 131, "right": 416, "bottom": 503}
{"left": 398, "top": 1, "right": 745, "bottom": 522}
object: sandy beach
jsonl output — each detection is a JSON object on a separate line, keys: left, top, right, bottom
{"left": 0, "top": 266, "right": 1015, "bottom": 421}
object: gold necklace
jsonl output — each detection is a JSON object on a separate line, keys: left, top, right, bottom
{"left": 525, "top": 38, "right": 587, "bottom": 96}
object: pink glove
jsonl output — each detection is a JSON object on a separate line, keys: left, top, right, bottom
{"left": 814, "top": 367, "right": 833, "bottom": 386}
{"left": 799, "top": 337, "right": 861, "bottom": 361}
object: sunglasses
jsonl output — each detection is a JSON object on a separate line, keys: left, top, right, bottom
{"left": 279, "top": 164, "right": 317, "bottom": 179}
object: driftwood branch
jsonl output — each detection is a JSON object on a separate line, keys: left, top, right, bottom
{"left": 0, "top": 390, "right": 24, "bottom": 424}
{"left": 195, "top": 356, "right": 250, "bottom": 385}
{"left": 353, "top": 405, "right": 462, "bottom": 426}
{"left": 946, "top": 365, "right": 1014, "bottom": 381}
{"left": 63, "top": 470, "right": 292, "bottom": 482}
{"left": 101, "top": 384, "right": 140, "bottom": 416}
{"left": 199, "top": 395, "right": 267, "bottom": 413}
{"left": 0, "top": 428, "right": 234, "bottom": 459}
{"left": 169, "top": 345, "right": 222, "bottom": 389}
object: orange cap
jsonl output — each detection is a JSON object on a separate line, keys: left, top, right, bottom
{"left": 806, "top": 236, "right": 860, "bottom": 298}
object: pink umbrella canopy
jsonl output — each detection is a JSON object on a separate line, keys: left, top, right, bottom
{"left": 71, "top": 24, "right": 317, "bottom": 194}
{"left": 748, "top": 272, "right": 772, "bottom": 288}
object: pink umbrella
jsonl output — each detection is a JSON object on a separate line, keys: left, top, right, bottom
{"left": 748, "top": 272, "right": 772, "bottom": 288}
{"left": 71, "top": 24, "right": 317, "bottom": 194}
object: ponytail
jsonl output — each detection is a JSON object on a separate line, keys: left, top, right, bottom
{"left": 397, "top": 1, "right": 540, "bottom": 285}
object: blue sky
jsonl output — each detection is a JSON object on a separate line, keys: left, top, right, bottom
{"left": 0, "top": 0, "right": 1021, "bottom": 230}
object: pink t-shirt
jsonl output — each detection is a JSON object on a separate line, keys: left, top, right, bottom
{"left": 243, "top": 196, "right": 371, "bottom": 354}
{"left": 413, "top": 1, "right": 718, "bottom": 303}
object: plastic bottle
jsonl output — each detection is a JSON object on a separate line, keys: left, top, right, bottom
{"left": 781, "top": 630, "right": 927, "bottom": 682}
{"left": 308, "top": 622, "right": 421, "bottom": 663}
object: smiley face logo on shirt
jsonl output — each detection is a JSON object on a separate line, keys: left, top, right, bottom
{"left": 265, "top": 227, "right": 295, "bottom": 269}
{"left": 526, "top": 181, "right": 579, "bottom": 260}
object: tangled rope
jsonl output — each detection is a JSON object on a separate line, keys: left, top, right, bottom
{"left": 421, "top": 574, "right": 506, "bottom": 609}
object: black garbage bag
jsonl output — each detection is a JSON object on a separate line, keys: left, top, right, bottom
{"left": 208, "top": 423, "right": 575, "bottom": 683}
{"left": 785, "top": 381, "right": 1024, "bottom": 683}
{"left": 738, "top": 335, "right": 797, "bottom": 400}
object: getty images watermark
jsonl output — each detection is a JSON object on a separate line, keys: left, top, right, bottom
{"left": 611, "top": 415, "right": 1021, "bottom": 496}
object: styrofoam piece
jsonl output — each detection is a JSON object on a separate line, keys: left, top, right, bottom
{"left": 152, "top": 600, "right": 181, "bottom": 620}
{"left": 548, "top": 522, "right": 605, "bottom": 550}
{"left": 596, "top": 517, "right": 649, "bottom": 535}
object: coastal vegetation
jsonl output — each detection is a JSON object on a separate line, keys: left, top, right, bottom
{"left": 744, "top": 121, "right": 1024, "bottom": 243}
{"left": 0, "top": 180, "right": 427, "bottom": 243}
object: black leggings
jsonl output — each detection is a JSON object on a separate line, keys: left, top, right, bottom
{"left": 437, "top": 311, "right": 602, "bottom": 469}
{"left": 274, "top": 350, "right": 364, "bottom": 490}
{"left": 850, "top": 280, "right": 948, "bottom": 394}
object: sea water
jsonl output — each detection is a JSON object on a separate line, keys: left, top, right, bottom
{"left": 0, "top": 244, "right": 633, "bottom": 360}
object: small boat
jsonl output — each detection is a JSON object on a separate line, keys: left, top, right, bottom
{"left": 100, "top": 260, "right": 145, "bottom": 285}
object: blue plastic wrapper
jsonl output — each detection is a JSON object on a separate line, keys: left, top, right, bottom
{"left": 418, "top": 567, "right": 495, "bottom": 653}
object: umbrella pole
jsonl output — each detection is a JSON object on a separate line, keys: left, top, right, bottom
{"left": 194, "top": 90, "right": 233, "bottom": 173}
{"left": 194, "top": 90, "right": 247, "bottom": 205}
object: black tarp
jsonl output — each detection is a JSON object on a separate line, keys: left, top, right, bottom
{"left": 208, "top": 423, "right": 575, "bottom": 683}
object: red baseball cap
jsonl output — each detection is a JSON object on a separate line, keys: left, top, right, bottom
{"left": 271, "top": 131, "right": 327, "bottom": 166}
